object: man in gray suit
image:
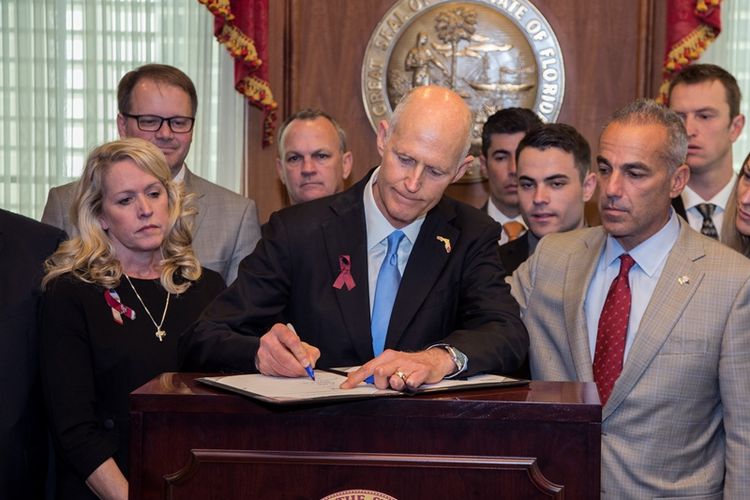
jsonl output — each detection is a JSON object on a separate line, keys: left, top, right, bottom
{"left": 512, "top": 99, "right": 750, "bottom": 498}
{"left": 42, "top": 64, "right": 260, "bottom": 284}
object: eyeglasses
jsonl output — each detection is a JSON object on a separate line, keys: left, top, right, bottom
{"left": 121, "top": 113, "right": 195, "bottom": 133}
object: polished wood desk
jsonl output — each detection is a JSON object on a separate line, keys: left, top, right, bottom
{"left": 130, "top": 373, "right": 600, "bottom": 499}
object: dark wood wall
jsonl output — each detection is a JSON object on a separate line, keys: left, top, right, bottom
{"left": 245, "top": 0, "right": 667, "bottom": 223}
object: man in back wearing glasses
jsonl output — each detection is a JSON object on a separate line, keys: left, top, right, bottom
{"left": 42, "top": 64, "right": 261, "bottom": 285}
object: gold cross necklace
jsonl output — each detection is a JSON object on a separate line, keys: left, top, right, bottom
{"left": 124, "top": 275, "right": 170, "bottom": 342}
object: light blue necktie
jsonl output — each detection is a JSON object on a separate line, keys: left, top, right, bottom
{"left": 371, "top": 230, "right": 405, "bottom": 356}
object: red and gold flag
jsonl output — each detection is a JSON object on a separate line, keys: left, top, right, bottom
{"left": 657, "top": 0, "right": 721, "bottom": 103}
{"left": 200, "top": 0, "right": 278, "bottom": 146}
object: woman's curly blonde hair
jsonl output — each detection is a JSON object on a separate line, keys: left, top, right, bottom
{"left": 42, "top": 138, "right": 201, "bottom": 294}
{"left": 722, "top": 151, "right": 750, "bottom": 258}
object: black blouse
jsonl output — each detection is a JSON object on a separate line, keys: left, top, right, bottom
{"left": 40, "top": 270, "right": 224, "bottom": 499}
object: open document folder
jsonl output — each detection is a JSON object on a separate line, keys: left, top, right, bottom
{"left": 197, "top": 369, "right": 527, "bottom": 405}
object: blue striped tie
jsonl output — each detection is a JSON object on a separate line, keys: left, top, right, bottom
{"left": 371, "top": 230, "right": 405, "bottom": 356}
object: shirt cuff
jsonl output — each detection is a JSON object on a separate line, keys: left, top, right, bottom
{"left": 427, "top": 343, "right": 469, "bottom": 379}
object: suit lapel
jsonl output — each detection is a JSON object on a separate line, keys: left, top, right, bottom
{"left": 387, "top": 200, "right": 458, "bottom": 348}
{"left": 564, "top": 229, "right": 605, "bottom": 381}
{"left": 182, "top": 168, "right": 207, "bottom": 235}
{"left": 323, "top": 181, "right": 374, "bottom": 361}
{"left": 603, "top": 222, "right": 704, "bottom": 418}
{"left": 499, "top": 233, "right": 529, "bottom": 273}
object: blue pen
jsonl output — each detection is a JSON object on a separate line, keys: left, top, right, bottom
{"left": 286, "top": 323, "right": 315, "bottom": 381}
{"left": 304, "top": 364, "right": 316, "bottom": 381}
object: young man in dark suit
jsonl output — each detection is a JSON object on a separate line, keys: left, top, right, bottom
{"left": 180, "top": 86, "right": 528, "bottom": 391}
{"left": 479, "top": 107, "right": 542, "bottom": 245}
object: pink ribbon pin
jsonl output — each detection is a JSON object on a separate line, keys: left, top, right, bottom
{"left": 332, "top": 255, "right": 356, "bottom": 291}
{"left": 104, "top": 289, "right": 136, "bottom": 325}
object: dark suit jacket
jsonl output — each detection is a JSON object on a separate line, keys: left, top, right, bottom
{"left": 0, "top": 209, "right": 65, "bottom": 499}
{"left": 498, "top": 232, "right": 530, "bottom": 274}
{"left": 671, "top": 195, "right": 732, "bottom": 242}
{"left": 180, "top": 172, "right": 528, "bottom": 376}
{"left": 672, "top": 195, "right": 687, "bottom": 219}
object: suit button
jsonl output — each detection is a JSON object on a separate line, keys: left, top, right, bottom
{"left": 103, "top": 419, "right": 114, "bottom": 430}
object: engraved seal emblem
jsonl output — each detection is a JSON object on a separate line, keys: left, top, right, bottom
{"left": 321, "top": 489, "right": 398, "bottom": 500}
{"left": 362, "top": 0, "right": 565, "bottom": 182}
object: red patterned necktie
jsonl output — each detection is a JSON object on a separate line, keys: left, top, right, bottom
{"left": 593, "top": 254, "right": 636, "bottom": 406}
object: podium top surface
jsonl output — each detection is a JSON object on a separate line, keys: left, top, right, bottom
{"left": 131, "top": 373, "right": 601, "bottom": 423}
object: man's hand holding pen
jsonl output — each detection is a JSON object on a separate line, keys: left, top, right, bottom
{"left": 254, "top": 324, "right": 457, "bottom": 392}
{"left": 254, "top": 323, "right": 320, "bottom": 378}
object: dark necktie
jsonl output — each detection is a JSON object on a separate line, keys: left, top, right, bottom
{"left": 593, "top": 254, "right": 636, "bottom": 406}
{"left": 696, "top": 203, "right": 719, "bottom": 239}
{"left": 371, "top": 230, "right": 405, "bottom": 356}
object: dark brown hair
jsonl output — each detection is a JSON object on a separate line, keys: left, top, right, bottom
{"left": 668, "top": 63, "right": 741, "bottom": 119}
{"left": 117, "top": 64, "right": 198, "bottom": 116}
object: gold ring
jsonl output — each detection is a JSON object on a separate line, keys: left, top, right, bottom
{"left": 394, "top": 370, "right": 408, "bottom": 384}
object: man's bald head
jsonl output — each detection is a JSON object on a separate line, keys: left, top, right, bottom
{"left": 387, "top": 85, "right": 473, "bottom": 167}
{"left": 374, "top": 85, "right": 474, "bottom": 228}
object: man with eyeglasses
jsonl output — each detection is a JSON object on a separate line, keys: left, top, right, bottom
{"left": 42, "top": 64, "right": 261, "bottom": 284}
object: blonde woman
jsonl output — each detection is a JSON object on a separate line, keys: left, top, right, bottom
{"left": 41, "top": 138, "right": 224, "bottom": 499}
{"left": 723, "top": 151, "right": 750, "bottom": 257}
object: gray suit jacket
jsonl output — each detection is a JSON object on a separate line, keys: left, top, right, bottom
{"left": 41, "top": 168, "right": 260, "bottom": 284}
{"left": 511, "top": 219, "right": 750, "bottom": 499}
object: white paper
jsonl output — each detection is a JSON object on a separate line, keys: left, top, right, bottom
{"left": 204, "top": 371, "right": 390, "bottom": 402}
{"left": 199, "top": 370, "right": 520, "bottom": 404}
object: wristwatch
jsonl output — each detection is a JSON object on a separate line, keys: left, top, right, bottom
{"left": 428, "top": 343, "right": 468, "bottom": 377}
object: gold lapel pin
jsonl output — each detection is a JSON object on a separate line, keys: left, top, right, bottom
{"left": 677, "top": 275, "right": 690, "bottom": 285}
{"left": 436, "top": 236, "right": 452, "bottom": 254}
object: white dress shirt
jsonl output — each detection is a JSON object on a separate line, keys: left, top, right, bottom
{"left": 172, "top": 163, "right": 187, "bottom": 183}
{"left": 680, "top": 179, "right": 733, "bottom": 239}
{"left": 585, "top": 211, "right": 680, "bottom": 361}
{"left": 363, "top": 167, "right": 425, "bottom": 315}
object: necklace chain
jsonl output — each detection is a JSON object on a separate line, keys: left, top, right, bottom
{"left": 124, "top": 275, "right": 170, "bottom": 342}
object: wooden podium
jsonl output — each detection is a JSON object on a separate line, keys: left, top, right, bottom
{"left": 130, "top": 373, "right": 600, "bottom": 499}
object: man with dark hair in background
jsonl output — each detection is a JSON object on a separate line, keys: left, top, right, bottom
{"left": 499, "top": 123, "right": 596, "bottom": 273}
{"left": 479, "top": 107, "right": 543, "bottom": 244}
{"left": 668, "top": 63, "right": 745, "bottom": 241}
